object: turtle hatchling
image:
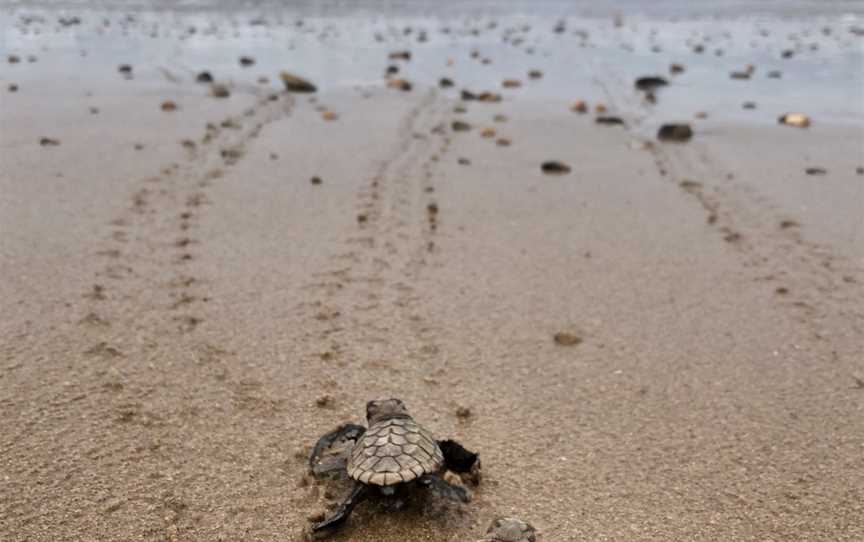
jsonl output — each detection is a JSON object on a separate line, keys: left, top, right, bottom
{"left": 308, "top": 398, "right": 480, "bottom": 533}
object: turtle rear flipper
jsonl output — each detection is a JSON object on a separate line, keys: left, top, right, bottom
{"left": 309, "top": 423, "right": 366, "bottom": 475}
{"left": 418, "top": 473, "right": 471, "bottom": 503}
{"left": 312, "top": 481, "right": 369, "bottom": 532}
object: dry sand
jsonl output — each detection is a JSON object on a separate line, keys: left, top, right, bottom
{"left": 1, "top": 2, "right": 863, "bottom": 541}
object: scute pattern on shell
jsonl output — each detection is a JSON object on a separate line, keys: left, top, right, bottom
{"left": 347, "top": 417, "right": 444, "bottom": 486}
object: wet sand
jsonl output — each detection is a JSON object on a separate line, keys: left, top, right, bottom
{"left": 1, "top": 2, "right": 864, "bottom": 541}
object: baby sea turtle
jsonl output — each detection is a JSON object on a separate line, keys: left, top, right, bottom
{"left": 308, "top": 398, "right": 479, "bottom": 533}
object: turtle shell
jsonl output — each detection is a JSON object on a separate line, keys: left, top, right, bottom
{"left": 347, "top": 417, "right": 444, "bottom": 486}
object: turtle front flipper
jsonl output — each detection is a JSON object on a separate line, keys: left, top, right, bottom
{"left": 437, "top": 439, "right": 478, "bottom": 473}
{"left": 418, "top": 473, "right": 471, "bottom": 503}
{"left": 309, "top": 423, "right": 366, "bottom": 475}
{"left": 312, "top": 481, "right": 369, "bottom": 532}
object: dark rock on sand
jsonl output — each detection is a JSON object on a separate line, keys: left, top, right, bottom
{"left": 767, "top": 70, "right": 782, "bottom": 79}
{"left": 634, "top": 76, "right": 668, "bottom": 91}
{"left": 239, "top": 56, "right": 255, "bottom": 67}
{"left": 387, "top": 78, "right": 413, "bottom": 91}
{"left": 39, "top": 137, "right": 60, "bottom": 146}
{"left": 8, "top": 83, "right": 18, "bottom": 92}
{"left": 541, "top": 161, "right": 571, "bottom": 175}
{"left": 451, "top": 120, "right": 472, "bottom": 132}
{"left": 669, "top": 63, "right": 685, "bottom": 74}
{"left": 528, "top": 69, "right": 543, "bottom": 79}
{"left": 8, "top": 54, "right": 21, "bottom": 64}
{"left": 160, "top": 100, "right": 178, "bottom": 112}
{"left": 280, "top": 71, "right": 317, "bottom": 92}
{"left": 117, "top": 64, "right": 132, "bottom": 74}
{"left": 439, "top": 77, "right": 454, "bottom": 88}
{"left": 196, "top": 71, "right": 214, "bottom": 83}
{"left": 805, "top": 167, "right": 827, "bottom": 176}
{"left": 657, "top": 123, "right": 693, "bottom": 142}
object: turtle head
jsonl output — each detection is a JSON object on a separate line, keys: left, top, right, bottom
{"left": 366, "top": 398, "right": 410, "bottom": 424}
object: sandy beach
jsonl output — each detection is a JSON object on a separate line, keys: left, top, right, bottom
{"left": 1, "top": 1, "right": 863, "bottom": 540}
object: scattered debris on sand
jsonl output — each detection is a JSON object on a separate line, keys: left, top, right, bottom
{"left": 502, "top": 79, "right": 522, "bottom": 88}
{"left": 452, "top": 120, "right": 472, "bottom": 132}
{"left": 196, "top": 70, "right": 213, "bottom": 83}
{"left": 388, "top": 50, "right": 411, "bottom": 61}
{"left": 7, "top": 54, "right": 20, "bottom": 64}
{"left": 310, "top": 176, "right": 322, "bottom": 185}
{"left": 596, "top": 116, "right": 624, "bottom": 126}
{"left": 480, "top": 127, "right": 497, "bottom": 138}
{"left": 160, "top": 100, "right": 178, "bottom": 112}
{"left": 730, "top": 65, "right": 756, "bottom": 80}
{"left": 496, "top": 138, "right": 511, "bottom": 147}
{"left": 541, "top": 161, "right": 571, "bottom": 175}
{"left": 387, "top": 78, "right": 413, "bottom": 91}
{"left": 570, "top": 100, "right": 588, "bottom": 113}
{"left": 239, "top": 55, "right": 255, "bottom": 67}
{"left": 778, "top": 113, "right": 810, "bottom": 128}
{"left": 8, "top": 83, "right": 18, "bottom": 92}
{"left": 553, "top": 332, "right": 582, "bottom": 346}
{"left": 477, "top": 517, "right": 537, "bottom": 542}
{"left": 657, "top": 123, "right": 693, "bottom": 142}
{"left": 528, "top": 69, "right": 543, "bottom": 79}
{"left": 279, "top": 71, "right": 317, "bottom": 92}
{"left": 210, "top": 84, "right": 230, "bottom": 98}
{"left": 439, "top": 77, "right": 454, "bottom": 88}
{"left": 805, "top": 167, "right": 827, "bottom": 176}
{"left": 117, "top": 64, "right": 132, "bottom": 75}
{"left": 669, "top": 63, "right": 685, "bottom": 74}
{"left": 456, "top": 406, "right": 472, "bottom": 419}
{"left": 321, "top": 110, "right": 338, "bottom": 121}
{"left": 39, "top": 137, "right": 60, "bottom": 146}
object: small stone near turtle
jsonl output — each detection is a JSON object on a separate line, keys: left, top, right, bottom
{"left": 478, "top": 517, "right": 537, "bottom": 542}
{"left": 161, "top": 100, "right": 178, "bottom": 112}
{"left": 210, "top": 84, "right": 230, "bottom": 98}
{"left": 456, "top": 406, "right": 472, "bottom": 419}
{"left": 196, "top": 71, "right": 213, "bottom": 83}
{"left": 239, "top": 55, "right": 255, "bottom": 67}
{"left": 452, "top": 120, "right": 471, "bottom": 132}
{"left": 439, "top": 77, "right": 454, "bottom": 88}
{"left": 805, "top": 167, "right": 827, "bottom": 176}
{"left": 571, "top": 100, "right": 587, "bottom": 113}
{"left": 554, "top": 332, "right": 582, "bottom": 346}
{"left": 280, "top": 71, "right": 317, "bottom": 93}
{"left": 596, "top": 116, "right": 624, "bottom": 126}
{"left": 778, "top": 113, "right": 810, "bottom": 128}
{"left": 357, "top": 214, "right": 368, "bottom": 224}
{"left": 657, "top": 123, "right": 693, "bottom": 142}
{"left": 307, "top": 510, "right": 327, "bottom": 523}
{"left": 39, "top": 137, "right": 60, "bottom": 146}
{"left": 541, "top": 161, "right": 571, "bottom": 175}
{"left": 528, "top": 69, "right": 543, "bottom": 79}
{"left": 385, "top": 65, "right": 399, "bottom": 75}
{"left": 315, "top": 395, "right": 332, "bottom": 407}
{"left": 310, "top": 176, "right": 323, "bottom": 185}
